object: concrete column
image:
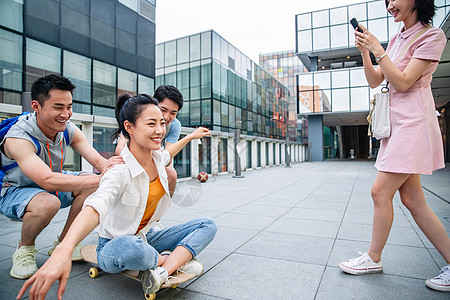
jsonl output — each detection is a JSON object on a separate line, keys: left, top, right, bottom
{"left": 211, "top": 135, "right": 219, "bottom": 175}
{"left": 252, "top": 140, "right": 257, "bottom": 169}
{"left": 261, "top": 142, "right": 266, "bottom": 167}
{"left": 227, "top": 136, "right": 234, "bottom": 173}
{"left": 309, "top": 114, "right": 324, "bottom": 161}
{"left": 81, "top": 122, "right": 93, "bottom": 173}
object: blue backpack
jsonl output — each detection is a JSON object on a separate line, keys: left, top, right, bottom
{"left": 0, "top": 111, "right": 69, "bottom": 187}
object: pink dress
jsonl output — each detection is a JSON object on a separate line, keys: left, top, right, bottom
{"left": 374, "top": 22, "right": 446, "bottom": 175}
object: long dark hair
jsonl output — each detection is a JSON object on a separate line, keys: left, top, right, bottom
{"left": 385, "top": 0, "right": 436, "bottom": 25}
{"left": 112, "top": 94, "right": 159, "bottom": 141}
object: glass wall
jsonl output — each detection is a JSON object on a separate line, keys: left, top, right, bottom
{"left": 246, "top": 140, "right": 252, "bottom": 168}
{"left": 218, "top": 138, "right": 227, "bottom": 172}
{"left": 63, "top": 50, "right": 91, "bottom": 110}
{"left": 198, "top": 136, "right": 211, "bottom": 174}
{"left": 156, "top": 30, "right": 290, "bottom": 140}
{"left": 298, "top": 67, "right": 374, "bottom": 114}
{"left": 0, "top": 29, "right": 22, "bottom": 104}
{"left": 0, "top": 0, "right": 23, "bottom": 32}
{"left": 174, "top": 134, "right": 191, "bottom": 178}
{"left": 93, "top": 60, "right": 116, "bottom": 117}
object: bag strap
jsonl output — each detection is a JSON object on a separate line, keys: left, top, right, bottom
{"left": 385, "top": 25, "right": 431, "bottom": 89}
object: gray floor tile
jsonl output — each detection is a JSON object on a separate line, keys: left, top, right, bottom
{"left": 283, "top": 207, "right": 345, "bottom": 222}
{"left": 213, "top": 213, "right": 277, "bottom": 231}
{"left": 266, "top": 218, "right": 340, "bottom": 238}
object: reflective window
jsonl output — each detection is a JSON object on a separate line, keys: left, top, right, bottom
{"left": 156, "top": 43, "right": 164, "bottom": 68}
{"left": 212, "top": 32, "right": 220, "bottom": 61}
{"left": 0, "top": 0, "right": 23, "bottom": 32}
{"left": 164, "top": 66, "right": 176, "bottom": 86}
{"left": 298, "top": 73, "right": 313, "bottom": 88}
{"left": 190, "top": 34, "right": 200, "bottom": 61}
{"left": 297, "top": 30, "right": 312, "bottom": 52}
{"left": 213, "top": 99, "right": 220, "bottom": 125}
{"left": 190, "top": 61, "right": 200, "bottom": 100}
{"left": 26, "top": 38, "right": 61, "bottom": 91}
{"left": 368, "top": 0, "right": 387, "bottom": 19}
{"left": 320, "top": 90, "right": 332, "bottom": 112}
{"left": 119, "top": 0, "right": 138, "bottom": 12}
{"left": 0, "top": 30, "right": 22, "bottom": 92}
{"left": 331, "top": 69, "right": 349, "bottom": 88}
{"left": 93, "top": 60, "right": 116, "bottom": 107}
{"left": 198, "top": 136, "right": 211, "bottom": 174}
{"left": 368, "top": 18, "right": 388, "bottom": 42}
{"left": 348, "top": 3, "right": 367, "bottom": 21}
{"left": 350, "top": 68, "right": 367, "bottom": 87}
{"left": 332, "top": 88, "right": 349, "bottom": 112}
{"left": 164, "top": 40, "right": 176, "bottom": 66}
{"left": 331, "top": 24, "right": 348, "bottom": 48}
{"left": 229, "top": 104, "right": 235, "bottom": 128}
{"left": 220, "top": 37, "right": 228, "bottom": 65}
{"left": 201, "top": 60, "right": 211, "bottom": 98}
{"left": 178, "top": 101, "right": 189, "bottom": 125}
{"left": 330, "top": 7, "right": 347, "bottom": 25}
{"left": 312, "top": 10, "right": 329, "bottom": 28}
{"left": 350, "top": 87, "right": 369, "bottom": 111}
{"left": 177, "top": 63, "right": 189, "bottom": 100}
{"left": 63, "top": 51, "right": 91, "bottom": 103}
{"left": 201, "top": 99, "right": 211, "bottom": 124}
{"left": 190, "top": 100, "right": 200, "bottom": 125}
{"left": 212, "top": 61, "right": 220, "bottom": 99}
{"left": 313, "top": 27, "right": 330, "bottom": 50}
{"left": 314, "top": 71, "right": 330, "bottom": 90}
{"left": 218, "top": 138, "right": 228, "bottom": 172}
{"left": 118, "top": 68, "right": 137, "bottom": 96}
{"left": 297, "top": 13, "right": 311, "bottom": 31}
{"left": 93, "top": 126, "right": 116, "bottom": 163}
{"left": 221, "top": 102, "right": 228, "bottom": 127}
{"left": 177, "top": 37, "right": 189, "bottom": 64}
{"left": 138, "top": 74, "right": 154, "bottom": 95}
{"left": 93, "top": 106, "right": 114, "bottom": 118}
{"left": 173, "top": 134, "right": 190, "bottom": 178}
{"left": 201, "top": 31, "right": 211, "bottom": 59}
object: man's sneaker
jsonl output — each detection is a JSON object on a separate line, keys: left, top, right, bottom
{"left": 10, "top": 245, "right": 39, "bottom": 279}
{"left": 339, "top": 252, "right": 383, "bottom": 275}
{"left": 48, "top": 236, "right": 83, "bottom": 261}
{"left": 426, "top": 265, "right": 450, "bottom": 292}
{"left": 178, "top": 259, "right": 204, "bottom": 276}
{"left": 138, "top": 266, "right": 168, "bottom": 295}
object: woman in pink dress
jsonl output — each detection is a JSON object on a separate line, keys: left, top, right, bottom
{"left": 339, "top": 0, "right": 450, "bottom": 292}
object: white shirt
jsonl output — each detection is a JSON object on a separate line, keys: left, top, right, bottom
{"left": 83, "top": 145, "right": 171, "bottom": 239}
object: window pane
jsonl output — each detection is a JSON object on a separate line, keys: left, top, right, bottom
{"left": 330, "top": 7, "right": 347, "bottom": 25}
{"left": 297, "top": 30, "right": 312, "bottom": 52}
{"left": 26, "top": 38, "right": 61, "bottom": 91}
{"left": 297, "top": 13, "right": 311, "bottom": 31}
{"left": 63, "top": 51, "right": 91, "bottom": 103}
{"left": 93, "top": 60, "right": 116, "bottom": 107}
{"left": 177, "top": 37, "right": 189, "bottom": 64}
{"left": 313, "top": 27, "right": 329, "bottom": 50}
{"left": 332, "top": 88, "right": 349, "bottom": 112}
{"left": 190, "top": 100, "right": 200, "bottom": 125}
{"left": 202, "top": 99, "right": 211, "bottom": 124}
{"left": 201, "top": 31, "right": 211, "bottom": 59}
{"left": 368, "top": 18, "right": 388, "bottom": 42}
{"left": 173, "top": 134, "right": 190, "bottom": 178}
{"left": 298, "top": 73, "right": 313, "bottom": 88}
{"left": 0, "top": 0, "right": 23, "bottom": 32}
{"left": 201, "top": 60, "right": 211, "bottom": 98}
{"left": 156, "top": 43, "right": 164, "bottom": 68}
{"left": 164, "top": 65, "right": 176, "bottom": 86}
{"left": 93, "top": 106, "right": 114, "bottom": 117}
{"left": 312, "top": 10, "right": 329, "bottom": 28}
{"left": 93, "top": 126, "right": 116, "bottom": 163}
{"left": 118, "top": 68, "right": 137, "bottom": 96}
{"left": 331, "top": 69, "right": 349, "bottom": 88}
{"left": 177, "top": 63, "right": 189, "bottom": 100}
{"left": 138, "top": 74, "right": 154, "bottom": 94}
{"left": 212, "top": 32, "right": 220, "bottom": 61}
{"left": 368, "top": 0, "right": 387, "bottom": 19}
{"left": 331, "top": 24, "right": 348, "bottom": 48}
{"left": 164, "top": 40, "right": 176, "bottom": 66}
{"left": 350, "top": 68, "right": 367, "bottom": 87}
{"left": 348, "top": 3, "right": 367, "bottom": 21}
{"left": 212, "top": 61, "right": 220, "bottom": 99}
{"left": 190, "top": 34, "right": 200, "bottom": 61}
{"left": 213, "top": 99, "right": 221, "bottom": 125}
{"left": 190, "top": 62, "right": 200, "bottom": 100}
{"left": 218, "top": 138, "right": 228, "bottom": 172}
{"left": 220, "top": 37, "right": 228, "bottom": 65}
{"left": 198, "top": 136, "right": 211, "bottom": 174}
{"left": 221, "top": 102, "right": 228, "bottom": 127}
{"left": 314, "top": 71, "right": 330, "bottom": 90}
{"left": 350, "top": 87, "right": 369, "bottom": 111}
{"left": 0, "top": 29, "right": 22, "bottom": 91}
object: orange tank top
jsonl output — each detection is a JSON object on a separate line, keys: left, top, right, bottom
{"left": 136, "top": 176, "right": 165, "bottom": 233}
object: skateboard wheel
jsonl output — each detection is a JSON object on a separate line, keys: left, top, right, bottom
{"left": 89, "top": 267, "right": 99, "bottom": 278}
{"left": 171, "top": 285, "right": 178, "bottom": 289}
{"left": 145, "top": 293, "right": 156, "bottom": 300}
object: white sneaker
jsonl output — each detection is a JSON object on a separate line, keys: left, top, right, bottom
{"left": 426, "top": 265, "right": 450, "bottom": 292}
{"left": 10, "top": 245, "right": 39, "bottom": 279}
{"left": 139, "top": 266, "right": 168, "bottom": 294}
{"left": 179, "top": 259, "right": 204, "bottom": 276}
{"left": 48, "top": 236, "right": 83, "bottom": 261}
{"left": 159, "top": 250, "right": 204, "bottom": 276}
{"left": 339, "top": 252, "right": 383, "bottom": 275}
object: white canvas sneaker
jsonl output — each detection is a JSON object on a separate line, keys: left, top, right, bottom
{"left": 139, "top": 266, "right": 168, "bottom": 294}
{"left": 48, "top": 236, "right": 83, "bottom": 261}
{"left": 159, "top": 250, "right": 204, "bottom": 276}
{"left": 10, "top": 245, "right": 39, "bottom": 279}
{"left": 426, "top": 265, "right": 450, "bottom": 292}
{"left": 339, "top": 252, "right": 383, "bottom": 275}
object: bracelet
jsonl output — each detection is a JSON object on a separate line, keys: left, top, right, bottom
{"left": 375, "top": 52, "right": 387, "bottom": 63}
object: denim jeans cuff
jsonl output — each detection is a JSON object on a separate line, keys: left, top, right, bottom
{"left": 178, "top": 243, "right": 196, "bottom": 258}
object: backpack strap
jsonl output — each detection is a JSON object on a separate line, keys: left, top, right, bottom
{"left": 63, "top": 128, "right": 70, "bottom": 146}
{"left": 1, "top": 133, "right": 41, "bottom": 172}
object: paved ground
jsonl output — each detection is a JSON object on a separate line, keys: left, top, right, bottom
{"left": 1, "top": 160, "right": 449, "bottom": 299}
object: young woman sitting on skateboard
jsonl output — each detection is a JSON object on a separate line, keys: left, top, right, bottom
{"left": 17, "top": 94, "right": 217, "bottom": 299}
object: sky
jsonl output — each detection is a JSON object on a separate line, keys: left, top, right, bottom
{"left": 156, "top": 0, "right": 363, "bottom": 63}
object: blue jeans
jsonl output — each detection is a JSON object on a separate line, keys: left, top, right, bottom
{"left": 96, "top": 217, "right": 217, "bottom": 273}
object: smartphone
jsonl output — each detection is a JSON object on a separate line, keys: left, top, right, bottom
{"left": 350, "top": 18, "right": 364, "bottom": 33}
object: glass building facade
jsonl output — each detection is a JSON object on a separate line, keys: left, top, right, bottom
{"left": 0, "top": 0, "right": 156, "bottom": 118}
{"left": 156, "top": 30, "right": 291, "bottom": 140}
{"left": 259, "top": 51, "right": 305, "bottom": 142}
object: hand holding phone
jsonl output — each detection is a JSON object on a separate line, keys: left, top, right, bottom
{"left": 350, "top": 18, "right": 364, "bottom": 33}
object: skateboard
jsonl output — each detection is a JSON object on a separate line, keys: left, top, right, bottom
{"left": 81, "top": 244, "right": 196, "bottom": 299}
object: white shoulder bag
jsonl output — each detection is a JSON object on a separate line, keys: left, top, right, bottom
{"left": 367, "top": 25, "right": 430, "bottom": 140}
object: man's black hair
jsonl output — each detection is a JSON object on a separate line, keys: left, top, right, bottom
{"left": 153, "top": 85, "right": 183, "bottom": 110}
{"left": 31, "top": 74, "right": 76, "bottom": 106}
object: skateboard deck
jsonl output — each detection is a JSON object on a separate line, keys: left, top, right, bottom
{"left": 81, "top": 244, "right": 196, "bottom": 299}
